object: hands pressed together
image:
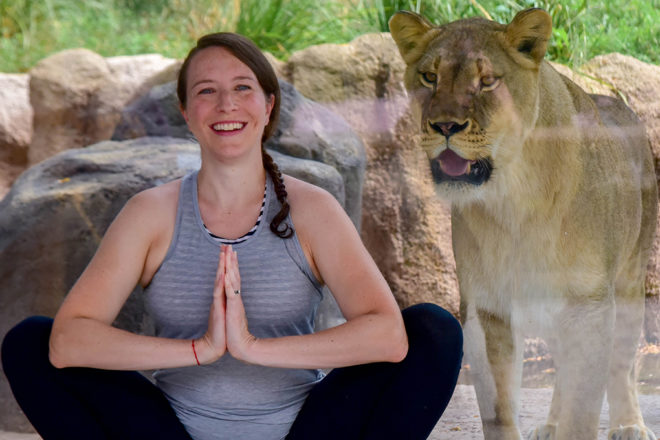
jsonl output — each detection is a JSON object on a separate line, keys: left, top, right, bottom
{"left": 196, "top": 244, "right": 257, "bottom": 365}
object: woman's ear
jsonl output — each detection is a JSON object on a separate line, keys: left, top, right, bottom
{"left": 265, "top": 94, "right": 275, "bottom": 123}
{"left": 180, "top": 103, "right": 189, "bottom": 123}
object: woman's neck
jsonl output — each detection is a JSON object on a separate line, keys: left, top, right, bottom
{"left": 197, "top": 159, "right": 267, "bottom": 215}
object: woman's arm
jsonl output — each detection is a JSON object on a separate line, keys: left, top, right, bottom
{"left": 224, "top": 177, "right": 408, "bottom": 369}
{"left": 49, "top": 182, "right": 226, "bottom": 370}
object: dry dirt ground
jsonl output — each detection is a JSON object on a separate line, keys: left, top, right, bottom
{"left": 433, "top": 384, "right": 660, "bottom": 440}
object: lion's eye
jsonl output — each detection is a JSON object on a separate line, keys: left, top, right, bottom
{"left": 480, "top": 76, "right": 500, "bottom": 91}
{"left": 420, "top": 71, "right": 437, "bottom": 86}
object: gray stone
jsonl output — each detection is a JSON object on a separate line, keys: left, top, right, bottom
{"left": 0, "top": 74, "right": 32, "bottom": 163}
{"left": 106, "top": 54, "right": 180, "bottom": 102}
{"left": 28, "top": 49, "right": 117, "bottom": 166}
{"left": 0, "top": 136, "right": 349, "bottom": 431}
{"left": 28, "top": 50, "right": 180, "bottom": 167}
{"left": 112, "top": 81, "right": 191, "bottom": 141}
{"left": 267, "top": 80, "right": 364, "bottom": 229}
{"left": 0, "top": 74, "right": 32, "bottom": 199}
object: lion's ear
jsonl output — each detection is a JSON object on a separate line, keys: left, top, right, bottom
{"left": 389, "top": 11, "right": 437, "bottom": 65}
{"left": 505, "top": 8, "right": 552, "bottom": 64}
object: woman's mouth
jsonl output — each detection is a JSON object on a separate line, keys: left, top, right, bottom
{"left": 211, "top": 122, "right": 246, "bottom": 133}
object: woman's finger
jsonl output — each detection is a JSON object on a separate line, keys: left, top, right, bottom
{"left": 214, "top": 245, "right": 226, "bottom": 295}
{"left": 224, "top": 245, "right": 241, "bottom": 296}
{"left": 199, "top": 247, "right": 228, "bottom": 364}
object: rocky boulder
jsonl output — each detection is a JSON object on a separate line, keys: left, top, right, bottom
{"left": 285, "top": 33, "right": 460, "bottom": 313}
{"left": 0, "top": 136, "right": 350, "bottom": 432}
{"left": 582, "top": 54, "right": 660, "bottom": 167}
{"left": 111, "top": 81, "right": 190, "bottom": 140}
{"left": 28, "top": 49, "right": 178, "bottom": 166}
{"left": 0, "top": 74, "right": 32, "bottom": 199}
{"left": 106, "top": 54, "right": 181, "bottom": 101}
{"left": 269, "top": 80, "right": 365, "bottom": 227}
{"left": 549, "top": 62, "right": 613, "bottom": 96}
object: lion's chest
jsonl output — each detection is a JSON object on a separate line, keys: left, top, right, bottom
{"left": 451, "top": 210, "right": 602, "bottom": 327}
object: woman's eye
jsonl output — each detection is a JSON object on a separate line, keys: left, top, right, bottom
{"left": 198, "top": 88, "right": 214, "bottom": 95}
{"left": 236, "top": 84, "right": 251, "bottom": 91}
{"left": 420, "top": 71, "right": 437, "bottom": 86}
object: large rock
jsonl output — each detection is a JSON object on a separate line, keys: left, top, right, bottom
{"left": 111, "top": 81, "right": 190, "bottom": 140}
{"left": 268, "top": 80, "right": 365, "bottom": 227}
{"left": 0, "top": 136, "right": 349, "bottom": 432}
{"left": 28, "top": 49, "right": 178, "bottom": 166}
{"left": 0, "top": 74, "right": 32, "bottom": 199}
{"left": 549, "top": 62, "right": 613, "bottom": 96}
{"left": 582, "top": 54, "right": 660, "bottom": 170}
{"left": 286, "top": 33, "right": 459, "bottom": 313}
{"left": 106, "top": 54, "right": 181, "bottom": 104}
{"left": 113, "top": 79, "right": 366, "bottom": 228}
{"left": 28, "top": 49, "right": 117, "bottom": 165}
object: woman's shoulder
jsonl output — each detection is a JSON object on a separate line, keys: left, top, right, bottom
{"left": 127, "top": 178, "right": 182, "bottom": 216}
{"left": 111, "top": 178, "right": 182, "bottom": 240}
{"left": 283, "top": 174, "right": 352, "bottom": 234}
{"left": 283, "top": 175, "right": 340, "bottom": 211}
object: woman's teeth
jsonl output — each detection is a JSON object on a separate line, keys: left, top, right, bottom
{"left": 212, "top": 122, "right": 244, "bottom": 131}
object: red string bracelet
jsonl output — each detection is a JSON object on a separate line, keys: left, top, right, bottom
{"left": 192, "top": 339, "right": 200, "bottom": 366}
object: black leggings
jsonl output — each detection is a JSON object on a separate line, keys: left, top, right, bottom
{"left": 2, "top": 303, "right": 462, "bottom": 440}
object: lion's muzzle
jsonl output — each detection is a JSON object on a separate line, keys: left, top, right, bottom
{"left": 430, "top": 149, "right": 493, "bottom": 185}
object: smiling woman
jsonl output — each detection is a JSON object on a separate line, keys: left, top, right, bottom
{"left": 2, "top": 32, "right": 463, "bottom": 440}
{"left": 181, "top": 46, "right": 274, "bottom": 170}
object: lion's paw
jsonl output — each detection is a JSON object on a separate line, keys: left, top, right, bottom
{"left": 608, "top": 425, "right": 657, "bottom": 440}
{"left": 527, "top": 424, "right": 556, "bottom": 440}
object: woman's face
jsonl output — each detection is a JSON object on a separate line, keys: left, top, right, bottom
{"left": 181, "top": 46, "right": 274, "bottom": 162}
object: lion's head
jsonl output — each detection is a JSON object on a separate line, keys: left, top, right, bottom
{"left": 389, "top": 9, "right": 552, "bottom": 202}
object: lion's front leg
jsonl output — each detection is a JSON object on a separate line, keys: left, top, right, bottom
{"left": 463, "top": 301, "right": 523, "bottom": 440}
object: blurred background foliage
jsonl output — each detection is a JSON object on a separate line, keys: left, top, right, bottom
{"left": 0, "top": 0, "right": 658, "bottom": 72}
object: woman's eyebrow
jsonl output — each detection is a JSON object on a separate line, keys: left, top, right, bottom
{"left": 232, "top": 75, "right": 257, "bottom": 82}
{"left": 190, "top": 75, "right": 257, "bottom": 90}
{"left": 190, "top": 79, "right": 214, "bottom": 90}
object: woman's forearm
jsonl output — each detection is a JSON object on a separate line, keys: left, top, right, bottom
{"left": 49, "top": 317, "right": 222, "bottom": 370}
{"left": 238, "top": 312, "right": 408, "bottom": 369}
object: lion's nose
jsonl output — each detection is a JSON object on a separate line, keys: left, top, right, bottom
{"left": 430, "top": 121, "right": 469, "bottom": 138}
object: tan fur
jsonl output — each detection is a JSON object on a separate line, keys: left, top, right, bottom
{"left": 390, "top": 9, "right": 658, "bottom": 440}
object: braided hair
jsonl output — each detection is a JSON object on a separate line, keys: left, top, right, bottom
{"left": 177, "top": 33, "right": 292, "bottom": 238}
{"left": 262, "top": 149, "right": 293, "bottom": 238}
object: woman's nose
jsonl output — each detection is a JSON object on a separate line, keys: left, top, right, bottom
{"left": 215, "top": 90, "right": 236, "bottom": 111}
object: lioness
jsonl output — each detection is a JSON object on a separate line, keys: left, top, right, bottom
{"left": 389, "top": 8, "right": 657, "bottom": 440}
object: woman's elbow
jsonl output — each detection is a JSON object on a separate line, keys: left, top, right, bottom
{"left": 386, "top": 324, "right": 409, "bottom": 363}
{"left": 49, "top": 350, "right": 67, "bottom": 369}
{"left": 48, "top": 330, "right": 72, "bottom": 369}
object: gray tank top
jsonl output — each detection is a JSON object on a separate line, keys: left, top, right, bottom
{"left": 144, "top": 171, "right": 325, "bottom": 440}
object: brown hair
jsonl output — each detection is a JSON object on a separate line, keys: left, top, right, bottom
{"left": 178, "top": 33, "right": 292, "bottom": 238}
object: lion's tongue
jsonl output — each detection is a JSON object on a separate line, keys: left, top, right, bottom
{"left": 438, "top": 149, "right": 470, "bottom": 177}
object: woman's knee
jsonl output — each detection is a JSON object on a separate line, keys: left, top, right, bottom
{"left": 2, "top": 316, "right": 53, "bottom": 374}
{"left": 401, "top": 303, "right": 463, "bottom": 362}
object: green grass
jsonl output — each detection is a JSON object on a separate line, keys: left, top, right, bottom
{"left": 0, "top": 0, "right": 658, "bottom": 73}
